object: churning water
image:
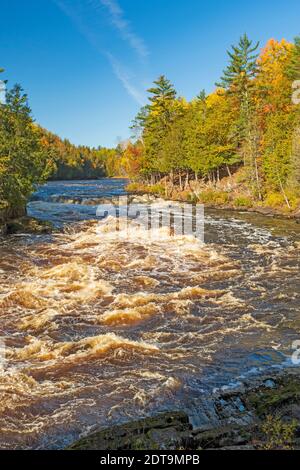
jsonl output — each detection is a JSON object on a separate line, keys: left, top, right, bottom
{"left": 0, "top": 179, "right": 299, "bottom": 449}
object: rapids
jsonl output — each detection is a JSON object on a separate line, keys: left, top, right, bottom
{"left": 0, "top": 179, "right": 299, "bottom": 449}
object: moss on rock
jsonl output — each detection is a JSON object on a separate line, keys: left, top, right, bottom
{"left": 246, "top": 376, "right": 300, "bottom": 418}
{"left": 2, "top": 216, "right": 53, "bottom": 235}
{"left": 67, "top": 412, "right": 191, "bottom": 450}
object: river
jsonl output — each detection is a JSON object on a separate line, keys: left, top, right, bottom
{"left": 0, "top": 178, "right": 299, "bottom": 449}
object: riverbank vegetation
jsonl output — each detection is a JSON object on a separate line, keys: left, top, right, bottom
{"left": 1, "top": 34, "right": 300, "bottom": 221}
{"left": 0, "top": 68, "right": 117, "bottom": 221}
{"left": 118, "top": 35, "right": 300, "bottom": 213}
{"left": 0, "top": 73, "right": 51, "bottom": 220}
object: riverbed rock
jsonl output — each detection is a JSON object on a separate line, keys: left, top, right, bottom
{"left": 2, "top": 216, "right": 53, "bottom": 235}
{"left": 67, "top": 412, "right": 191, "bottom": 450}
{"left": 67, "top": 368, "right": 300, "bottom": 450}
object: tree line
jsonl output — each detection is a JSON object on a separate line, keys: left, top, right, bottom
{"left": 117, "top": 35, "right": 300, "bottom": 210}
{"left": 1, "top": 34, "right": 300, "bottom": 220}
{"left": 0, "top": 70, "right": 116, "bottom": 220}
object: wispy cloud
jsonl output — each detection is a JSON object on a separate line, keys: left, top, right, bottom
{"left": 106, "top": 53, "right": 146, "bottom": 105}
{"left": 53, "top": 0, "right": 148, "bottom": 105}
{"left": 99, "top": 0, "right": 148, "bottom": 59}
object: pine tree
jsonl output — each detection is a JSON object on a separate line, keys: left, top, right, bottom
{"left": 132, "top": 76, "right": 177, "bottom": 181}
{"left": 216, "top": 34, "right": 259, "bottom": 100}
{"left": 217, "top": 34, "right": 261, "bottom": 197}
{"left": 217, "top": 34, "right": 259, "bottom": 134}
{"left": 147, "top": 75, "right": 177, "bottom": 103}
{"left": 196, "top": 89, "right": 206, "bottom": 102}
{"left": 0, "top": 84, "right": 50, "bottom": 214}
{"left": 288, "top": 36, "right": 300, "bottom": 80}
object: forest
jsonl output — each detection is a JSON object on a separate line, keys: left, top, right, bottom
{"left": 120, "top": 35, "right": 300, "bottom": 212}
{"left": 0, "top": 71, "right": 116, "bottom": 220}
{"left": 1, "top": 34, "right": 300, "bottom": 220}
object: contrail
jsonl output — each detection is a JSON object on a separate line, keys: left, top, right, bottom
{"left": 106, "top": 53, "right": 146, "bottom": 106}
{"left": 99, "top": 0, "right": 148, "bottom": 59}
{"left": 53, "top": 0, "right": 148, "bottom": 105}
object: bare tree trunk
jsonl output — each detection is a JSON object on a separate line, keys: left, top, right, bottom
{"left": 226, "top": 165, "right": 232, "bottom": 179}
{"left": 169, "top": 170, "right": 174, "bottom": 188}
{"left": 254, "top": 156, "right": 262, "bottom": 201}
{"left": 277, "top": 171, "right": 291, "bottom": 209}
{"left": 185, "top": 171, "right": 189, "bottom": 189}
{"left": 179, "top": 172, "right": 183, "bottom": 191}
{"left": 212, "top": 171, "right": 216, "bottom": 187}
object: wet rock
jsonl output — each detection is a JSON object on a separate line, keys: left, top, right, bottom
{"left": 3, "top": 217, "right": 53, "bottom": 235}
{"left": 67, "top": 412, "right": 191, "bottom": 450}
{"left": 192, "top": 425, "right": 253, "bottom": 449}
{"left": 67, "top": 369, "right": 300, "bottom": 450}
{"left": 246, "top": 372, "right": 300, "bottom": 418}
{"left": 263, "top": 379, "right": 276, "bottom": 389}
{"left": 218, "top": 444, "right": 256, "bottom": 450}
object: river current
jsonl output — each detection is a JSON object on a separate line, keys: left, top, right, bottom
{"left": 0, "top": 179, "right": 299, "bottom": 449}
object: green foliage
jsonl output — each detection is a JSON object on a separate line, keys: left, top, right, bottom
{"left": 216, "top": 34, "right": 259, "bottom": 147}
{"left": 234, "top": 196, "right": 253, "bottom": 208}
{"left": 216, "top": 34, "right": 259, "bottom": 90}
{"left": 287, "top": 36, "right": 300, "bottom": 80}
{"left": 0, "top": 81, "right": 51, "bottom": 213}
{"left": 264, "top": 191, "right": 299, "bottom": 211}
{"left": 199, "top": 190, "right": 230, "bottom": 205}
{"left": 0, "top": 70, "right": 119, "bottom": 218}
{"left": 260, "top": 415, "right": 297, "bottom": 450}
{"left": 126, "top": 182, "right": 164, "bottom": 196}
{"left": 2, "top": 33, "right": 300, "bottom": 217}
{"left": 262, "top": 112, "right": 295, "bottom": 190}
{"left": 125, "top": 35, "right": 300, "bottom": 213}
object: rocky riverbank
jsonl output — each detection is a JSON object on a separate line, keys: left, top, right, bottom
{"left": 68, "top": 367, "right": 300, "bottom": 450}
{"left": 0, "top": 216, "right": 53, "bottom": 236}
{"left": 126, "top": 178, "right": 300, "bottom": 221}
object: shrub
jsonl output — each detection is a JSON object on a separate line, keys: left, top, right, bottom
{"left": 199, "top": 190, "right": 230, "bottom": 205}
{"left": 125, "top": 182, "right": 165, "bottom": 196}
{"left": 235, "top": 167, "right": 248, "bottom": 184}
{"left": 260, "top": 415, "right": 297, "bottom": 450}
{"left": 187, "top": 192, "right": 199, "bottom": 203}
{"left": 125, "top": 182, "right": 141, "bottom": 192}
{"left": 148, "top": 183, "right": 165, "bottom": 196}
{"left": 264, "top": 192, "right": 299, "bottom": 211}
{"left": 233, "top": 196, "right": 253, "bottom": 208}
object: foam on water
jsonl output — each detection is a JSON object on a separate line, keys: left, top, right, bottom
{"left": 0, "top": 180, "right": 299, "bottom": 448}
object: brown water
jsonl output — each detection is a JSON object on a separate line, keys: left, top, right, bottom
{"left": 0, "top": 179, "right": 299, "bottom": 449}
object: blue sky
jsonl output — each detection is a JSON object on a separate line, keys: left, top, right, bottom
{"left": 1, "top": 0, "right": 299, "bottom": 147}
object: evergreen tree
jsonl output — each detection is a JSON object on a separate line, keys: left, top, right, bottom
{"left": 133, "top": 75, "right": 178, "bottom": 180}
{"left": 288, "top": 36, "right": 300, "bottom": 80}
{"left": 217, "top": 34, "right": 259, "bottom": 140}
{"left": 0, "top": 84, "right": 50, "bottom": 213}
{"left": 217, "top": 35, "right": 261, "bottom": 196}
{"left": 217, "top": 34, "right": 259, "bottom": 99}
